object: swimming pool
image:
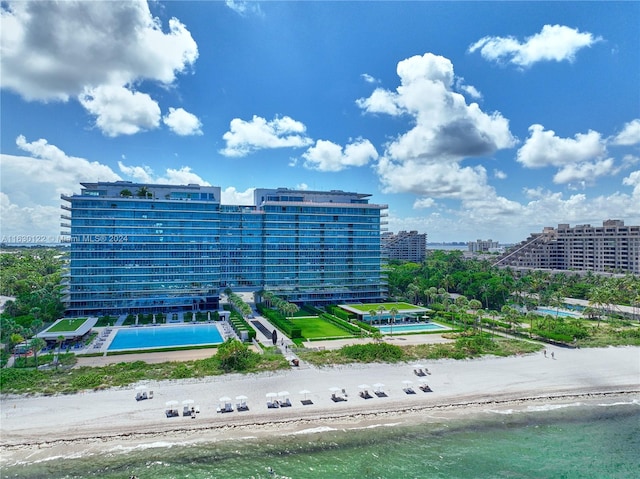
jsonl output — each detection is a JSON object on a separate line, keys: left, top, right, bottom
{"left": 535, "top": 307, "right": 580, "bottom": 318}
{"left": 108, "top": 324, "right": 224, "bottom": 351}
{"left": 375, "top": 322, "right": 448, "bottom": 334}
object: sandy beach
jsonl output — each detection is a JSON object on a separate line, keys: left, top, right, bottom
{"left": 1, "top": 345, "right": 638, "bottom": 466}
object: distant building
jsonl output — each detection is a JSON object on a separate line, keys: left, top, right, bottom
{"left": 382, "top": 230, "right": 427, "bottom": 262}
{"left": 494, "top": 220, "right": 640, "bottom": 274}
{"left": 61, "top": 182, "right": 388, "bottom": 316}
{"left": 468, "top": 239, "right": 499, "bottom": 253}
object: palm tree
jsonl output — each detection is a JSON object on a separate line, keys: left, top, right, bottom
{"left": 425, "top": 287, "right": 438, "bottom": 306}
{"left": 136, "top": 186, "right": 152, "bottom": 198}
{"left": 10, "top": 333, "right": 24, "bottom": 366}
{"left": 369, "top": 309, "right": 378, "bottom": 325}
{"left": 455, "top": 295, "right": 469, "bottom": 329}
{"left": 55, "top": 335, "right": 65, "bottom": 369}
{"left": 378, "top": 305, "right": 386, "bottom": 326}
{"left": 29, "top": 337, "right": 46, "bottom": 368}
{"left": 469, "top": 299, "right": 482, "bottom": 332}
{"left": 285, "top": 302, "right": 299, "bottom": 319}
{"left": 407, "top": 283, "right": 420, "bottom": 305}
{"left": 501, "top": 305, "right": 516, "bottom": 332}
{"left": 388, "top": 307, "right": 398, "bottom": 337}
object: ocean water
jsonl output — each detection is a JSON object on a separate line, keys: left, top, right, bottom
{"left": 4, "top": 401, "right": 638, "bottom": 479}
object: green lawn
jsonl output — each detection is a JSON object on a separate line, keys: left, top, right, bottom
{"left": 47, "top": 318, "right": 88, "bottom": 332}
{"left": 347, "top": 302, "right": 420, "bottom": 312}
{"left": 290, "top": 316, "right": 354, "bottom": 339}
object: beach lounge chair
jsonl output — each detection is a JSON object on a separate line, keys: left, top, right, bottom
{"left": 403, "top": 387, "right": 416, "bottom": 395}
{"left": 267, "top": 401, "right": 279, "bottom": 409}
{"left": 183, "top": 406, "right": 192, "bottom": 416}
{"left": 419, "top": 384, "right": 433, "bottom": 393}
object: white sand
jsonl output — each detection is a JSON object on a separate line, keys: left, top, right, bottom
{"left": 1, "top": 345, "right": 638, "bottom": 466}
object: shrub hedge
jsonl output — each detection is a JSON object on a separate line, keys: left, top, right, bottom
{"left": 255, "top": 304, "right": 302, "bottom": 338}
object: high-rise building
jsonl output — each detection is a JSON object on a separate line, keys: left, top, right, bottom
{"left": 494, "top": 220, "right": 640, "bottom": 274}
{"left": 61, "top": 182, "right": 387, "bottom": 316}
{"left": 468, "top": 239, "right": 499, "bottom": 253}
{"left": 381, "top": 230, "right": 427, "bottom": 262}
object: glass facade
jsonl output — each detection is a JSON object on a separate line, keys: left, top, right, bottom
{"left": 62, "top": 182, "right": 387, "bottom": 316}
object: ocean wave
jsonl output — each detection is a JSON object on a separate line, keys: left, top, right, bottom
{"left": 107, "top": 440, "right": 192, "bottom": 453}
{"left": 485, "top": 402, "right": 584, "bottom": 415}
{"left": 289, "top": 426, "right": 338, "bottom": 435}
{"left": 597, "top": 398, "right": 640, "bottom": 407}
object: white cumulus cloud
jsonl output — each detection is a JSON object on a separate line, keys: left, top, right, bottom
{"left": 611, "top": 119, "right": 640, "bottom": 146}
{"left": 553, "top": 158, "right": 616, "bottom": 185}
{"left": 1, "top": 0, "right": 198, "bottom": 136}
{"left": 220, "top": 186, "right": 255, "bottom": 205}
{"left": 302, "top": 138, "right": 378, "bottom": 172}
{"left": 220, "top": 115, "right": 313, "bottom": 157}
{"left": 163, "top": 107, "right": 203, "bottom": 136}
{"left": 469, "top": 24, "right": 601, "bottom": 67}
{"left": 79, "top": 85, "right": 161, "bottom": 137}
{"left": 0, "top": 136, "right": 122, "bottom": 237}
{"left": 517, "top": 124, "right": 606, "bottom": 168}
{"left": 358, "top": 52, "right": 515, "bottom": 203}
{"left": 117, "top": 161, "right": 210, "bottom": 186}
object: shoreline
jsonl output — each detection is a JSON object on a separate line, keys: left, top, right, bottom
{"left": 1, "top": 346, "right": 639, "bottom": 465}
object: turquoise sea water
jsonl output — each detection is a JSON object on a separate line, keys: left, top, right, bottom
{"left": 108, "top": 324, "right": 224, "bottom": 350}
{"left": 4, "top": 401, "right": 638, "bottom": 479}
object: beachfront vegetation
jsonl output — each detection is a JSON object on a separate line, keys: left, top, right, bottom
{"left": 0, "top": 248, "right": 66, "bottom": 355}
{"left": 0, "top": 339, "right": 288, "bottom": 395}
{"left": 296, "top": 333, "right": 542, "bottom": 366}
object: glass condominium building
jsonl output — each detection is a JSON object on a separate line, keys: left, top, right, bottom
{"left": 62, "top": 182, "right": 387, "bottom": 316}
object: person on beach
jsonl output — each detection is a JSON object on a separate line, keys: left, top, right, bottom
{"left": 551, "top": 351, "right": 555, "bottom": 359}
{"left": 543, "top": 349, "right": 547, "bottom": 358}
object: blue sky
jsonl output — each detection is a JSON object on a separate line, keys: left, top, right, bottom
{"left": 1, "top": 1, "right": 639, "bottom": 243}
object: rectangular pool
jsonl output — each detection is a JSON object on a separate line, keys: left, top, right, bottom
{"left": 108, "top": 324, "right": 224, "bottom": 351}
{"left": 375, "top": 322, "right": 448, "bottom": 334}
{"left": 535, "top": 307, "right": 580, "bottom": 318}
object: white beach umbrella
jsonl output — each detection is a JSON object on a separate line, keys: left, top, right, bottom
{"left": 182, "top": 399, "right": 194, "bottom": 406}
{"left": 235, "top": 395, "right": 248, "bottom": 401}
{"left": 218, "top": 396, "right": 231, "bottom": 403}
{"left": 329, "top": 386, "right": 342, "bottom": 393}
{"left": 412, "top": 364, "right": 425, "bottom": 369}
{"left": 278, "top": 391, "right": 290, "bottom": 398}
{"left": 373, "top": 383, "right": 385, "bottom": 390}
{"left": 165, "top": 400, "right": 179, "bottom": 407}
{"left": 299, "top": 389, "right": 311, "bottom": 399}
{"left": 402, "top": 380, "right": 413, "bottom": 385}
{"left": 358, "top": 384, "right": 371, "bottom": 390}
{"left": 266, "top": 392, "right": 278, "bottom": 399}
